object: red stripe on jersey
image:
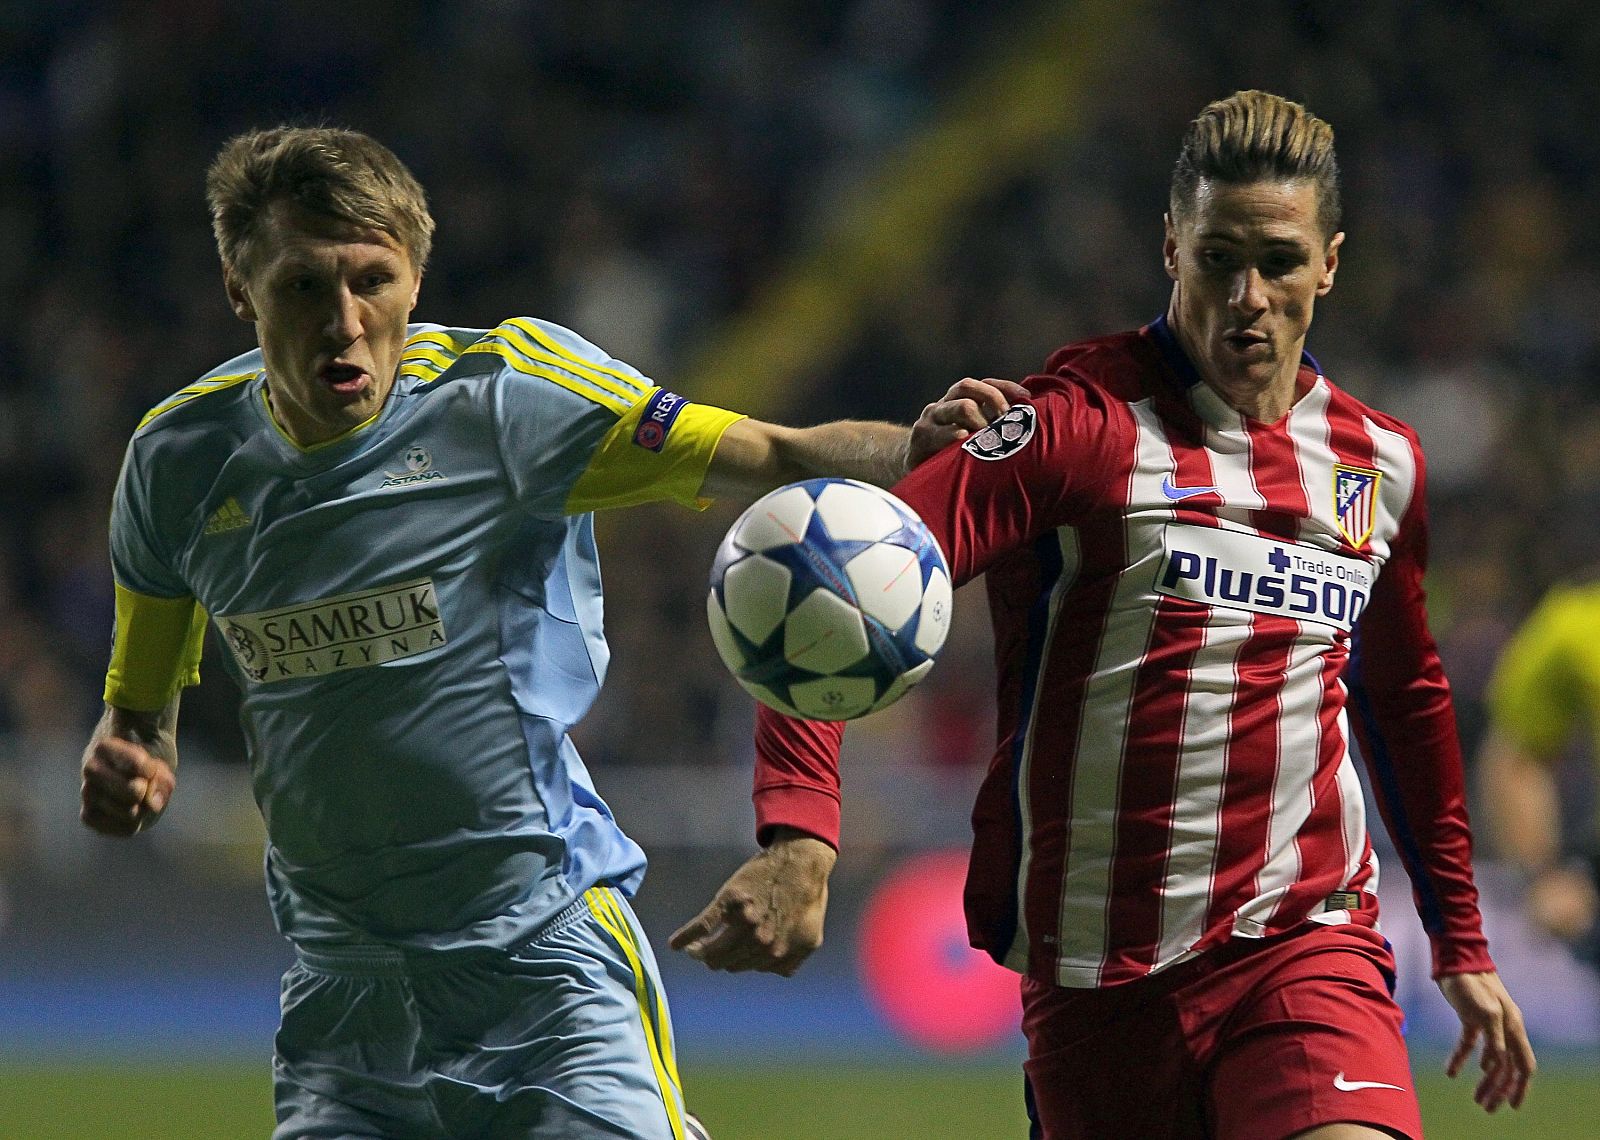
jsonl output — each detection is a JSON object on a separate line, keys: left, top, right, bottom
{"left": 1202, "top": 617, "right": 1292, "bottom": 953}
{"left": 1098, "top": 422, "right": 1221, "bottom": 980}
{"left": 1013, "top": 509, "right": 1130, "bottom": 977}
{"left": 1238, "top": 412, "right": 1317, "bottom": 938}
{"left": 1277, "top": 638, "right": 1362, "bottom": 927}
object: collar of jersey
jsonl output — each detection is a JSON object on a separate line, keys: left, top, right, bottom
{"left": 256, "top": 373, "right": 413, "bottom": 462}
{"left": 1145, "top": 314, "right": 1325, "bottom": 430}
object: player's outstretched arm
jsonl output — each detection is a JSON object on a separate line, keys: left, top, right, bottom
{"left": 669, "top": 827, "right": 837, "bottom": 977}
{"left": 699, "top": 377, "right": 1028, "bottom": 500}
{"left": 80, "top": 699, "right": 180, "bottom": 837}
{"left": 1438, "top": 970, "right": 1536, "bottom": 1112}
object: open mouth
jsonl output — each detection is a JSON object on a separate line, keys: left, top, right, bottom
{"left": 1224, "top": 331, "right": 1269, "bottom": 353}
{"left": 319, "top": 362, "right": 369, "bottom": 395}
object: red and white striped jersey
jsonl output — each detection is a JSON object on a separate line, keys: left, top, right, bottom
{"left": 753, "top": 317, "right": 1493, "bottom": 988}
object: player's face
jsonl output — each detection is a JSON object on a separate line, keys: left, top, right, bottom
{"left": 1164, "top": 178, "right": 1342, "bottom": 416}
{"left": 226, "top": 200, "right": 421, "bottom": 447}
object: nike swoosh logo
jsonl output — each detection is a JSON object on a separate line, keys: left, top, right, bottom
{"left": 1160, "top": 474, "right": 1219, "bottom": 501}
{"left": 1333, "top": 1072, "right": 1404, "bottom": 1093}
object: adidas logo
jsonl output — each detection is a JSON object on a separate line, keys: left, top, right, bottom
{"left": 204, "top": 497, "right": 252, "bottom": 536}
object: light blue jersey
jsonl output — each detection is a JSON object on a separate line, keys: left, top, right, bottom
{"left": 107, "top": 318, "right": 743, "bottom": 953}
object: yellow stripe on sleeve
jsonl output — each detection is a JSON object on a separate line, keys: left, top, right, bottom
{"left": 503, "top": 318, "right": 652, "bottom": 400}
{"left": 460, "top": 342, "right": 635, "bottom": 416}
{"left": 399, "top": 345, "right": 460, "bottom": 373}
{"left": 483, "top": 323, "right": 645, "bottom": 408}
{"left": 584, "top": 888, "right": 687, "bottom": 1140}
{"left": 138, "top": 371, "right": 260, "bottom": 430}
{"left": 565, "top": 391, "right": 746, "bottom": 513}
{"left": 404, "top": 328, "right": 468, "bottom": 355}
{"left": 103, "top": 583, "right": 207, "bottom": 711}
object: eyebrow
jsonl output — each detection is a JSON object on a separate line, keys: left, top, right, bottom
{"left": 1196, "top": 230, "right": 1311, "bottom": 247}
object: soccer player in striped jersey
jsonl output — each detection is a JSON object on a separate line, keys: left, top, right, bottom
{"left": 77, "top": 126, "right": 1016, "bottom": 1140}
{"left": 679, "top": 91, "right": 1536, "bottom": 1138}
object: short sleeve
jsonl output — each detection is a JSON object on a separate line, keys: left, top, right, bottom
{"left": 484, "top": 318, "right": 654, "bottom": 512}
{"left": 104, "top": 438, "right": 205, "bottom": 709}
{"left": 483, "top": 317, "right": 743, "bottom": 514}
{"left": 1487, "top": 589, "right": 1584, "bottom": 758}
{"left": 564, "top": 390, "right": 745, "bottom": 513}
{"left": 109, "top": 438, "right": 190, "bottom": 599}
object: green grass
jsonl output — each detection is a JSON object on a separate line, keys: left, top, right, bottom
{"left": 0, "top": 1061, "right": 1594, "bottom": 1138}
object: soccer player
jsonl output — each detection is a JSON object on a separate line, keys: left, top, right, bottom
{"left": 677, "top": 91, "right": 1536, "bottom": 1139}
{"left": 77, "top": 126, "right": 1019, "bottom": 1140}
{"left": 1478, "top": 578, "right": 1600, "bottom": 967}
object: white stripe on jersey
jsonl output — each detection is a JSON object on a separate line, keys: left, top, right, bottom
{"left": 1050, "top": 399, "right": 1166, "bottom": 985}
{"left": 1234, "top": 634, "right": 1324, "bottom": 937}
{"left": 1034, "top": 379, "right": 1421, "bottom": 985}
{"left": 1152, "top": 611, "right": 1238, "bottom": 970}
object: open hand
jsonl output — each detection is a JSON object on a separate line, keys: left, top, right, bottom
{"left": 670, "top": 829, "right": 837, "bottom": 976}
{"left": 1438, "top": 970, "right": 1536, "bottom": 1112}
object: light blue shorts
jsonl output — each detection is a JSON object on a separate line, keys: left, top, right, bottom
{"left": 272, "top": 887, "right": 690, "bottom": 1139}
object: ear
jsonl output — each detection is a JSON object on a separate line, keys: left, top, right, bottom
{"left": 1163, "top": 213, "right": 1180, "bottom": 282}
{"left": 408, "top": 272, "right": 423, "bottom": 314}
{"left": 225, "top": 270, "right": 257, "bottom": 322}
{"left": 1317, "top": 231, "right": 1344, "bottom": 296}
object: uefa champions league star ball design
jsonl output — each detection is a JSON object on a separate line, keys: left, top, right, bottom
{"left": 707, "top": 478, "right": 953, "bottom": 721}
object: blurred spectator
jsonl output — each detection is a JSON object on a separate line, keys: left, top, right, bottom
{"left": 0, "top": 0, "right": 1595, "bottom": 807}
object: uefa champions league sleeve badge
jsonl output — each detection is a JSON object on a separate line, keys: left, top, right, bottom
{"left": 961, "top": 403, "right": 1037, "bottom": 461}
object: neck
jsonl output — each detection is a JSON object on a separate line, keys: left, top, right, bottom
{"left": 1165, "top": 304, "right": 1303, "bottom": 424}
{"left": 1201, "top": 370, "right": 1298, "bottom": 424}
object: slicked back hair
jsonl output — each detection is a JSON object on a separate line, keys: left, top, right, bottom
{"left": 1170, "top": 90, "right": 1342, "bottom": 239}
{"left": 206, "top": 126, "right": 435, "bottom": 278}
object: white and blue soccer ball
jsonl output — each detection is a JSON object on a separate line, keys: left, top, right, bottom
{"left": 707, "top": 477, "right": 953, "bottom": 721}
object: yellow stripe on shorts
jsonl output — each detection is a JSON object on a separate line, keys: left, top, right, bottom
{"left": 592, "top": 887, "right": 682, "bottom": 1098}
{"left": 584, "top": 887, "right": 686, "bottom": 1140}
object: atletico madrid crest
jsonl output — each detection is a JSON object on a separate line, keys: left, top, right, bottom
{"left": 1332, "top": 464, "right": 1381, "bottom": 548}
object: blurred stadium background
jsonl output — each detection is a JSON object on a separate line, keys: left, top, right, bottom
{"left": 2, "top": 1, "right": 1598, "bottom": 1136}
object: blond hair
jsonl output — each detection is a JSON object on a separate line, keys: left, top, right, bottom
{"left": 1170, "top": 90, "right": 1341, "bottom": 237}
{"left": 206, "top": 126, "right": 435, "bottom": 277}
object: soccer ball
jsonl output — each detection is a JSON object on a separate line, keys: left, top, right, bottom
{"left": 707, "top": 478, "right": 952, "bottom": 720}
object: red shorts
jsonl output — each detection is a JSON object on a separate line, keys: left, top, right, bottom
{"left": 1020, "top": 924, "right": 1422, "bottom": 1140}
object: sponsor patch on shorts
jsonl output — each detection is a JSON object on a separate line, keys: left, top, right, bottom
{"left": 633, "top": 389, "right": 689, "bottom": 452}
{"left": 962, "top": 404, "right": 1036, "bottom": 461}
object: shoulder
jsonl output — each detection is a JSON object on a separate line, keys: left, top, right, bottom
{"left": 1533, "top": 581, "right": 1600, "bottom": 631}
{"left": 1020, "top": 330, "right": 1152, "bottom": 418}
{"left": 422, "top": 316, "right": 653, "bottom": 418}
{"left": 1319, "top": 375, "right": 1423, "bottom": 449}
{"left": 1037, "top": 329, "right": 1157, "bottom": 404}
{"left": 132, "top": 346, "right": 266, "bottom": 444}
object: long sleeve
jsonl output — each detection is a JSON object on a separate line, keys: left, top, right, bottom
{"left": 749, "top": 373, "right": 1126, "bottom": 848}
{"left": 1347, "top": 486, "right": 1493, "bottom": 978}
{"left": 752, "top": 706, "right": 847, "bottom": 846}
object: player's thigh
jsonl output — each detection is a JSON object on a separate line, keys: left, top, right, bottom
{"left": 273, "top": 961, "right": 437, "bottom": 1140}
{"left": 1207, "top": 935, "right": 1420, "bottom": 1140}
{"left": 420, "top": 888, "right": 689, "bottom": 1140}
{"left": 1020, "top": 975, "right": 1207, "bottom": 1140}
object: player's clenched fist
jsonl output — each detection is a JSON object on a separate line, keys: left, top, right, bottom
{"left": 80, "top": 736, "right": 176, "bottom": 837}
